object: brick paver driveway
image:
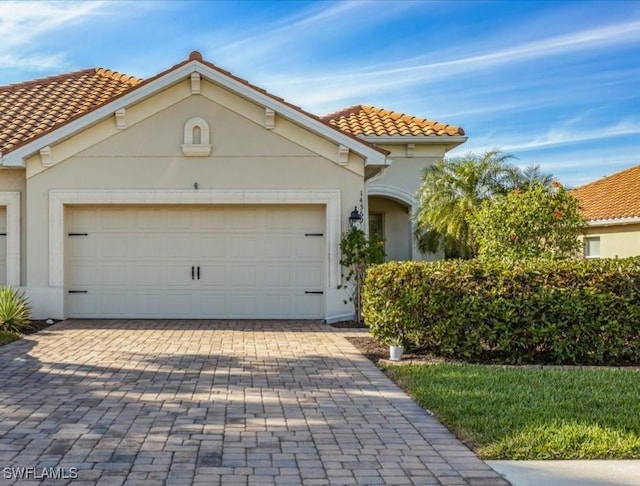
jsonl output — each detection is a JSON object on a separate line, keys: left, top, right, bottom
{"left": 0, "top": 321, "right": 508, "bottom": 485}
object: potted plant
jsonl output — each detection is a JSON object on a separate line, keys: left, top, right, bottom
{"left": 388, "top": 334, "right": 404, "bottom": 361}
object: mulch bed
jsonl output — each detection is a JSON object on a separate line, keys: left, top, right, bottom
{"left": 23, "top": 320, "right": 60, "bottom": 335}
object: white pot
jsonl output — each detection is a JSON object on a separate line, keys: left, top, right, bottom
{"left": 389, "top": 345, "right": 404, "bottom": 362}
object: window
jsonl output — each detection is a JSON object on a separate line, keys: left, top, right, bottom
{"left": 584, "top": 237, "right": 600, "bottom": 258}
{"left": 369, "top": 213, "right": 384, "bottom": 240}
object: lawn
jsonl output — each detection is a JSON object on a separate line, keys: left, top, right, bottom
{"left": 0, "top": 330, "right": 21, "bottom": 345}
{"left": 383, "top": 363, "right": 640, "bottom": 460}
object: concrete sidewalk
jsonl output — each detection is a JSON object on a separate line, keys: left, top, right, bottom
{"left": 488, "top": 460, "right": 640, "bottom": 486}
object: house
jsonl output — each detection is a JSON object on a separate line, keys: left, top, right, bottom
{"left": 0, "top": 51, "right": 465, "bottom": 321}
{"left": 573, "top": 164, "right": 640, "bottom": 258}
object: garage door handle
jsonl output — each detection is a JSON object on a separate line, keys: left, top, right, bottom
{"left": 305, "top": 291, "right": 324, "bottom": 294}
{"left": 191, "top": 266, "right": 195, "bottom": 280}
{"left": 197, "top": 266, "right": 201, "bottom": 280}
{"left": 68, "top": 290, "right": 88, "bottom": 294}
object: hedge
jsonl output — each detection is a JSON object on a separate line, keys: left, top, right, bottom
{"left": 363, "top": 258, "right": 640, "bottom": 365}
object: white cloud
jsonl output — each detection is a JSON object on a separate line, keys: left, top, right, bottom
{"left": 0, "top": 1, "right": 106, "bottom": 70}
{"left": 258, "top": 17, "right": 640, "bottom": 113}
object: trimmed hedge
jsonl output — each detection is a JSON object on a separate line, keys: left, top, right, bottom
{"left": 363, "top": 258, "right": 640, "bottom": 365}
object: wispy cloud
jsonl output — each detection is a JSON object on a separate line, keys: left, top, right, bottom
{"left": 258, "top": 17, "right": 640, "bottom": 112}
{"left": 0, "top": 1, "right": 106, "bottom": 70}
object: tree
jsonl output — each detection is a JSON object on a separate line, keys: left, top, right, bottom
{"left": 470, "top": 181, "right": 587, "bottom": 261}
{"left": 414, "top": 149, "right": 518, "bottom": 259}
{"left": 338, "top": 228, "right": 386, "bottom": 324}
{"left": 508, "top": 164, "right": 554, "bottom": 191}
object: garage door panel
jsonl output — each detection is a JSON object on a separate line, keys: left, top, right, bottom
{"left": 264, "top": 295, "right": 291, "bottom": 316}
{"left": 100, "top": 209, "right": 129, "bottom": 230}
{"left": 100, "top": 293, "right": 130, "bottom": 315}
{"left": 99, "top": 265, "right": 129, "bottom": 286}
{"left": 164, "top": 236, "right": 194, "bottom": 258}
{"left": 264, "top": 237, "right": 291, "bottom": 258}
{"left": 295, "top": 264, "right": 323, "bottom": 287}
{"left": 230, "top": 266, "right": 257, "bottom": 286}
{"left": 68, "top": 294, "right": 96, "bottom": 316}
{"left": 231, "top": 238, "right": 256, "bottom": 258}
{"left": 136, "top": 209, "right": 165, "bottom": 230}
{"left": 167, "top": 209, "right": 192, "bottom": 229}
{"left": 134, "top": 265, "right": 167, "bottom": 287}
{"left": 67, "top": 205, "right": 325, "bottom": 318}
{"left": 230, "top": 294, "right": 257, "bottom": 315}
{"left": 232, "top": 209, "right": 257, "bottom": 229}
{"left": 133, "top": 237, "right": 162, "bottom": 259}
{"left": 198, "top": 237, "right": 225, "bottom": 258}
{"left": 69, "top": 237, "right": 97, "bottom": 258}
{"left": 265, "top": 266, "right": 292, "bottom": 286}
{"left": 199, "top": 264, "right": 226, "bottom": 286}
{"left": 69, "top": 264, "right": 99, "bottom": 287}
{"left": 100, "top": 237, "right": 128, "bottom": 258}
{"left": 296, "top": 294, "right": 323, "bottom": 317}
{"left": 295, "top": 237, "right": 323, "bottom": 258}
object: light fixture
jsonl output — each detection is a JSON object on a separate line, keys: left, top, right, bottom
{"left": 348, "top": 206, "right": 362, "bottom": 229}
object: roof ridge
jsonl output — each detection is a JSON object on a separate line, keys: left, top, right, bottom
{"left": 0, "top": 68, "right": 96, "bottom": 91}
{"left": 0, "top": 68, "right": 142, "bottom": 92}
{"left": 1, "top": 52, "right": 388, "bottom": 158}
{"left": 574, "top": 163, "right": 640, "bottom": 191}
{"left": 322, "top": 104, "right": 465, "bottom": 137}
{"left": 320, "top": 104, "right": 366, "bottom": 121}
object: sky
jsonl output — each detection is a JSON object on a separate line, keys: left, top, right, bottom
{"left": 0, "top": 0, "right": 638, "bottom": 187}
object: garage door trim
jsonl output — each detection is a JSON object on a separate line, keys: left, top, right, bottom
{"left": 50, "top": 189, "right": 341, "bottom": 294}
{"left": 0, "top": 192, "right": 20, "bottom": 286}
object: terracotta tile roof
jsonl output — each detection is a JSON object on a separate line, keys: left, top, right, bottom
{"left": 573, "top": 164, "right": 640, "bottom": 221}
{"left": 321, "top": 105, "right": 465, "bottom": 137}
{"left": 0, "top": 68, "right": 142, "bottom": 155}
{"left": 0, "top": 52, "right": 388, "bottom": 158}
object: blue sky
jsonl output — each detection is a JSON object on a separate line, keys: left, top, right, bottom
{"left": 1, "top": 0, "right": 638, "bottom": 187}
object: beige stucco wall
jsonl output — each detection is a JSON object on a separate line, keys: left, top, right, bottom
{"left": 24, "top": 78, "right": 366, "bottom": 319}
{"left": 366, "top": 144, "right": 448, "bottom": 262}
{"left": 0, "top": 168, "right": 26, "bottom": 283}
{"left": 368, "top": 145, "right": 446, "bottom": 199}
{"left": 584, "top": 224, "right": 640, "bottom": 258}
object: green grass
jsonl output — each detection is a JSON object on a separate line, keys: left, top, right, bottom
{"left": 384, "top": 363, "right": 640, "bottom": 459}
{"left": 0, "top": 330, "right": 21, "bottom": 346}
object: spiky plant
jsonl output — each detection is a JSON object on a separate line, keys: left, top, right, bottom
{"left": 0, "top": 286, "right": 31, "bottom": 333}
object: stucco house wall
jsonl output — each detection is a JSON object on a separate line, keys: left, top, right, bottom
{"left": 583, "top": 224, "right": 640, "bottom": 258}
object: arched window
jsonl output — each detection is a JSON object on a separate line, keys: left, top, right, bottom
{"left": 182, "top": 117, "right": 211, "bottom": 156}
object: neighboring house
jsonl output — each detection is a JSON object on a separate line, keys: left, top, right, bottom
{"left": 0, "top": 52, "right": 465, "bottom": 321}
{"left": 573, "top": 164, "right": 640, "bottom": 258}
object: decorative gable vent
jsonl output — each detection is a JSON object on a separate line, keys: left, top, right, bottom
{"left": 182, "top": 117, "right": 212, "bottom": 157}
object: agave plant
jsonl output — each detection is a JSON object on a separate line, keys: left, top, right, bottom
{"left": 0, "top": 286, "right": 31, "bottom": 333}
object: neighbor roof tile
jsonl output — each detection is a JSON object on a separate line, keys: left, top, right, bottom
{"left": 573, "top": 164, "right": 640, "bottom": 221}
{"left": 321, "top": 105, "right": 465, "bottom": 137}
{"left": 0, "top": 68, "right": 142, "bottom": 155}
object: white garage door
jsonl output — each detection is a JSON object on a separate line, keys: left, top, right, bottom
{"left": 66, "top": 205, "right": 325, "bottom": 318}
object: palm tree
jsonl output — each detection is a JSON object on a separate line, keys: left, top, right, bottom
{"left": 414, "top": 149, "right": 518, "bottom": 259}
{"left": 509, "top": 164, "right": 554, "bottom": 191}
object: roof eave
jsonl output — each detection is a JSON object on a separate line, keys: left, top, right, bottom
{"left": 361, "top": 135, "right": 467, "bottom": 150}
{"left": 2, "top": 59, "right": 388, "bottom": 167}
{"left": 587, "top": 216, "right": 640, "bottom": 227}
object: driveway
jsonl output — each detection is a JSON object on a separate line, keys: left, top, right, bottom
{"left": 0, "top": 321, "right": 508, "bottom": 485}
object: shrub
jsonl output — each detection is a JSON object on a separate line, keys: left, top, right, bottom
{"left": 363, "top": 258, "right": 640, "bottom": 365}
{"left": 338, "top": 228, "right": 386, "bottom": 324}
{"left": 470, "top": 181, "right": 586, "bottom": 261}
{"left": 0, "top": 286, "right": 31, "bottom": 333}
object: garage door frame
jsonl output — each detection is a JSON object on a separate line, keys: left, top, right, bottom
{"left": 0, "top": 192, "right": 21, "bottom": 286}
{"left": 50, "top": 189, "right": 341, "bottom": 316}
